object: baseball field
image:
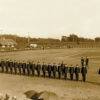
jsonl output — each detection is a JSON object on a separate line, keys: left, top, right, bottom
{"left": 0, "top": 48, "right": 100, "bottom": 100}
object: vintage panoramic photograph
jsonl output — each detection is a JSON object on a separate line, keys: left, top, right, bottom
{"left": 0, "top": 0, "right": 100, "bottom": 100}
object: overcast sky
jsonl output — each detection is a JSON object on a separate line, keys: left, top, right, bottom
{"left": 0, "top": 0, "right": 100, "bottom": 39}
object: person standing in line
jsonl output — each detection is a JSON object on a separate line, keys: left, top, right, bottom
{"left": 81, "top": 57, "right": 84, "bottom": 67}
{"left": 26, "top": 61, "right": 31, "bottom": 76}
{"left": 18, "top": 61, "right": 22, "bottom": 75}
{"left": 42, "top": 62, "right": 47, "bottom": 78}
{"left": 81, "top": 65, "right": 87, "bottom": 82}
{"left": 98, "top": 68, "right": 100, "bottom": 75}
{"left": 30, "top": 61, "right": 35, "bottom": 77}
{"left": 9, "top": 60, "right": 13, "bottom": 74}
{"left": 1, "top": 59, "right": 5, "bottom": 73}
{"left": 69, "top": 65, "right": 74, "bottom": 80}
{"left": 63, "top": 64, "right": 68, "bottom": 80}
{"left": 58, "top": 63, "right": 62, "bottom": 80}
{"left": 5, "top": 59, "right": 9, "bottom": 73}
{"left": 36, "top": 62, "right": 41, "bottom": 77}
{"left": 47, "top": 63, "right": 52, "bottom": 78}
{"left": 13, "top": 60, "right": 17, "bottom": 74}
{"left": 75, "top": 64, "right": 80, "bottom": 81}
{"left": 52, "top": 63, "right": 57, "bottom": 79}
{"left": 22, "top": 61, "right": 26, "bottom": 75}
{"left": 7, "top": 59, "right": 10, "bottom": 73}
{"left": 61, "top": 61, "right": 64, "bottom": 75}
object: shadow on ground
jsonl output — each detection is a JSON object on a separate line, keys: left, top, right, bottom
{"left": 24, "top": 90, "right": 60, "bottom": 100}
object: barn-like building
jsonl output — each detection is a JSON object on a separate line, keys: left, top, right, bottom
{"left": 0, "top": 37, "right": 17, "bottom": 48}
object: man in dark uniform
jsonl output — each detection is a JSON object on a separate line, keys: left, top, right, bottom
{"left": 13, "top": 60, "right": 18, "bottom": 74}
{"left": 81, "top": 57, "right": 84, "bottom": 67}
{"left": 61, "top": 61, "right": 64, "bottom": 75}
{"left": 22, "top": 61, "right": 26, "bottom": 75}
{"left": 47, "top": 63, "right": 52, "bottom": 78}
{"left": 42, "top": 62, "right": 47, "bottom": 78}
{"left": 30, "top": 61, "right": 36, "bottom": 77}
{"left": 98, "top": 68, "right": 100, "bottom": 75}
{"left": 52, "top": 63, "right": 57, "bottom": 79}
{"left": 5, "top": 59, "right": 9, "bottom": 73}
{"left": 1, "top": 59, "right": 5, "bottom": 72}
{"left": 36, "top": 62, "right": 41, "bottom": 77}
{"left": 85, "top": 56, "right": 89, "bottom": 67}
{"left": 7, "top": 59, "right": 10, "bottom": 73}
{"left": 9, "top": 60, "right": 13, "bottom": 74}
{"left": 58, "top": 63, "right": 62, "bottom": 80}
{"left": 18, "top": 61, "right": 22, "bottom": 75}
{"left": 63, "top": 64, "right": 68, "bottom": 80}
{"left": 26, "top": 61, "right": 31, "bottom": 76}
{"left": 75, "top": 64, "right": 80, "bottom": 81}
{"left": 69, "top": 65, "right": 74, "bottom": 80}
{"left": 81, "top": 66, "right": 87, "bottom": 82}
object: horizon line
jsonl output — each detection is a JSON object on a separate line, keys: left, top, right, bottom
{"left": 0, "top": 33, "right": 99, "bottom": 40}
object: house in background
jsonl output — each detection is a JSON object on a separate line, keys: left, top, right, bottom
{"left": 30, "top": 44, "right": 38, "bottom": 48}
{"left": 0, "top": 37, "right": 17, "bottom": 48}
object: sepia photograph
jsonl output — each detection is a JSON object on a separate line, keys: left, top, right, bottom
{"left": 0, "top": 0, "right": 100, "bottom": 100}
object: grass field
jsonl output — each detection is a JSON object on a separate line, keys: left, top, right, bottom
{"left": 0, "top": 48, "right": 100, "bottom": 100}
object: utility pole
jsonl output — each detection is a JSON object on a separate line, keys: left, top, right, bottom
{"left": 28, "top": 32, "right": 30, "bottom": 44}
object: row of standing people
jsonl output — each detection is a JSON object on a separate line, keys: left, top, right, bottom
{"left": 0, "top": 60, "right": 87, "bottom": 82}
{"left": 81, "top": 56, "right": 89, "bottom": 67}
{"left": 81, "top": 57, "right": 100, "bottom": 75}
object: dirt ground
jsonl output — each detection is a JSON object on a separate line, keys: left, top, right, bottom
{"left": 0, "top": 48, "right": 100, "bottom": 100}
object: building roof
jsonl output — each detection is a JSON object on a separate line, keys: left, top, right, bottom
{"left": 0, "top": 38, "right": 17, "bottom": 46}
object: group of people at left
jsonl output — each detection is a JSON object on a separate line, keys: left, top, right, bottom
{"left": 0, "top": 59, "right": 87, "bottom": 82}
{"left": 0, "top": 93, "right": 17, "bottom": 100}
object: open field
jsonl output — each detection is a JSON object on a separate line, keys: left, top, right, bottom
{"left": 0, "top": 48, "right": 100, "bottom": 100}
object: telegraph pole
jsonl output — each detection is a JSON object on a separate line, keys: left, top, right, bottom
{"left": 28, "top": 32, "right": 30, "bottom": 44}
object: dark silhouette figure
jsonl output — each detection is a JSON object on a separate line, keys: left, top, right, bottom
{"left": 47, "top": 64, "right": 52, "bottom": 78}
{"left": 81, "top": 57, "right": 84, "bottom": 67}
{"left": 36, "top": 63, "right": 41, "bottom": 77}
{"left": 30, "top": 63, "right": 35, "bottom": 77}
{"left": 1, "top": 60, "right": 5, "bottom": 72}
{"left": 22, "top": 62, "right": 26, "bottom": 75}
{"left": 5, "top": 60, "right": 9, "bottom": 73}
{"left": 81, "top": 66, "right": 87, "bottom": 82}
{"left": 85, "top": 56, "right": 89, "bottom": 67}
{"left": 18, "top": 62, "right": 22, "bottom": 75}
{"left": 75, "top": 65, "right": 80, "bottom": 81}
{"left": 63, "top": 64, "right": 68, "bottom": 80}
{"left": 9, "top": 61, "right": 13, "bottom": 74}
{"left": 69, "top": 65, "right": 74, "bottom": 80}
{"left": 42, "top": 63, "right": 47, "bottom": 78}
{"left": 52, "top": 64, "right": 57, "bottom": 79}
{"left": 27, "top": 63, "right": 31, "bottom": 76}
{"left": 13, "top": 61, "right": 18, "bottom": 74}
{"left": 58, "top": 64, "right": 62, "bottom": 80}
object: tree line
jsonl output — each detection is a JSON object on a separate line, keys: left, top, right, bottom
{"left": 0, "top": 34, "right": 100, "bottom": 48}
{"left": 61, "top": 34, "right": 100, "bottom": 42}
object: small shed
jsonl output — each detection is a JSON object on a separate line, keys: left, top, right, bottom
{"left": 30, "top": 44, "right": 38, "bottom": 48}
